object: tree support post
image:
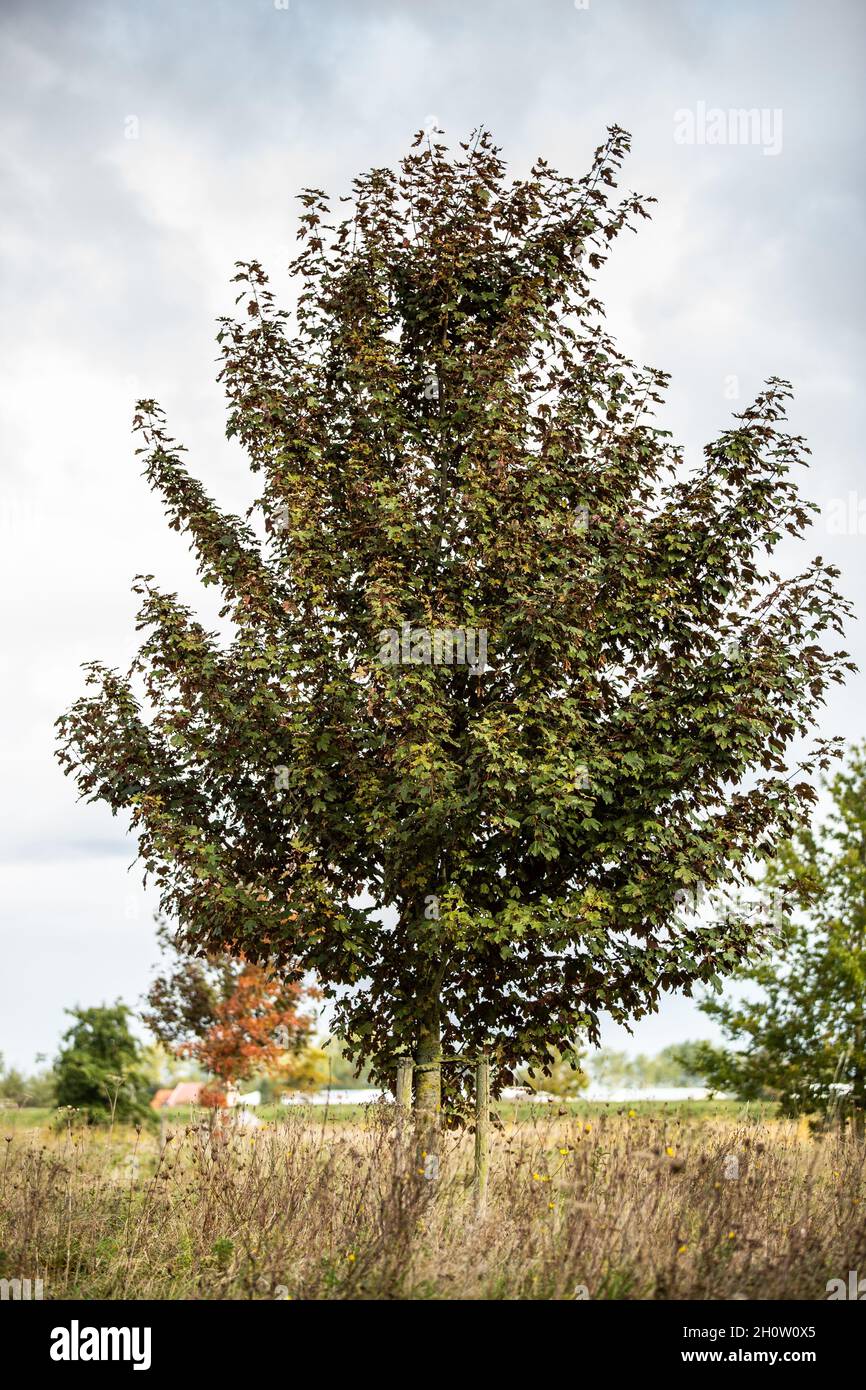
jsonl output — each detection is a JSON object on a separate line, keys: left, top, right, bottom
{"left": 415, "top": 1017, "right": 441, "bottom": 1178}
{"left": 395, "top": 1061, "right": 413, "bottom": 1134}
{"left": 474, "top": 1054, "right": 490, "bottom": 1214}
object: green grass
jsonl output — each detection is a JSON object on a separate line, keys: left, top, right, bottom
{"left": 159, "top": 1103, "right": 374, "bottom": 1126}
{"left": 506, "top": 1098, "right": 778, "bottom": 1122}
{"left": 0, "top": 1106, "right": 55, "bottom": 1130}
{"left": 1, "top": 1096, "right": 777, "bottom": 1135}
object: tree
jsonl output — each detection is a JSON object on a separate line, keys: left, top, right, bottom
{"left": 587, "top": 1044, "right": 707, "bottom": 1089}
{"left": 586, "top": 1047, "right": 634, "bottom": 1089}
{"left": 54, "top": 1005, "right": 150, "bottom": 1123}
{"left": 138, "top": 1039, "right": 196, "bottom": 1089}
{"left": 278, "top": 1045, "right": 330, "bottom": 1094}
{"left": 519, "top": 1045, "right": 588, "bottom": 1097}
{"left": 181, "top": 965, "right": 314, "bottom": 1094}
{"left": 56, "top": 125, "right": 852, "bottom": 1122}
{"left": 0, "top": 1056, "right": 56, "bottom": 1108}
{"left": 142, "top": 921, "right": 235, "bottom": 1051}
{"left": 142, "top": 920, "right": 316, "bottom": 1092}
{"left": 662, "top": 1042, "right": 710, "bottom": 1088}
{"left": 321, "top": 1036, "right": 373, "bottom": 1089}
{"left": 694, "top": 743, "right": 866, "bottom": 1130}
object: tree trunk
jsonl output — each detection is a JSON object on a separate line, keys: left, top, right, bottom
{"left": 414, "top": 1014, "right": 441, "bottom": 1116}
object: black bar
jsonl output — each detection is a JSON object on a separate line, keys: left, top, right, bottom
{"left": 4, "top": 1296, "right": 859, "bottom": 1376}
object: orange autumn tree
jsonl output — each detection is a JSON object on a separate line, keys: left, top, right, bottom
{"left": 143, "top": 920, "right": 317, "bottom": 1101}
{"left": 187, "top": 963, "right": 317, "bottom": 1102}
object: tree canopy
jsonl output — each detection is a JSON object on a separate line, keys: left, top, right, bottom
{"left": 143, "top": 921, "right": 316, "bottom": 1091}
{"left": 54, "top": 1004, "right": 150, "bottom": 1124}
{"left": 56, "top": 126, "right": 853, "bottom": 1115}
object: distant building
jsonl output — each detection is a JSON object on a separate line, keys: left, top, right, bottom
{"left": 227, "top": 1089, "right": 260, "bottom": 1108}
{"left": 149, "top": 1081, "right": 204, "bottom": 1110}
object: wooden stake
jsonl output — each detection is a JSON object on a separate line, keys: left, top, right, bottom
{"left": 395, "top": 1062, "right": 413, "bottom": 1117}
{"left": 474, "top": 1054, "right": 490, "bottom": 1214}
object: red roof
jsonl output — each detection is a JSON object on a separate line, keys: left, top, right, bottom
{"left": 150, "top": 1082, "right": 204, "bottom": 1110}
{"left": 166, "top": 1082, "right": 203, "bottom": 1106}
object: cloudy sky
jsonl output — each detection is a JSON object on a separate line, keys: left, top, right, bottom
{"left": 1, "top": 0, "right": 864, "bottom": 1071}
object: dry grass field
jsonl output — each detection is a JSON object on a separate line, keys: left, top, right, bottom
{"left": 2, "top": 1103, "right": 865, "bottom": 1301}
